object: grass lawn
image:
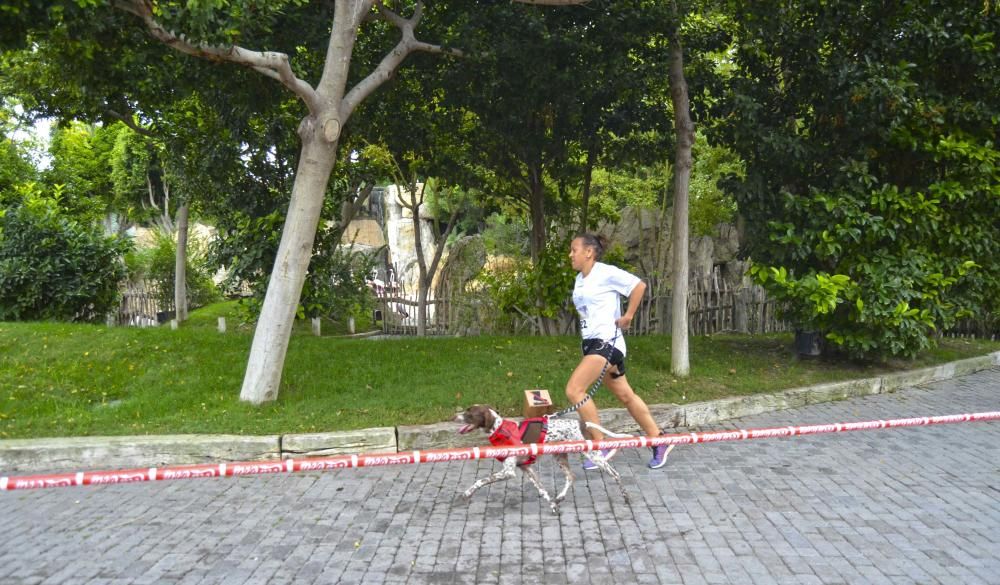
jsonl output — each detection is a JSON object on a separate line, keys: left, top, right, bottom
{"left": 2, "top": 301, "right": 998, "bottom": 439}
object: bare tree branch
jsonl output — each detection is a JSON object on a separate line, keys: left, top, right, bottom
{"left": 113, "top": 0, "right": 322, "bottom": 114}
{"left": 341, "top": 1, "right": 462, "bottom": 120}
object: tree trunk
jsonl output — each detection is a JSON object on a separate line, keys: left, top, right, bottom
{"left": 406, "top": 183, "right": 461, "bottom": 337}
{"left": 579, "top": 146, "right": 595, "bottom": 233}
{"left": 240, "top": 133, "right": 338, "bottom": 404}
{"left": 417, "top": 282, "right": 429, "bottom": 336}
{"left": 668, "top": 27, "right": 695, "bottom": 377}
{"left": 423, "top": 204, "right": 461, "bottom": 336}
{"left": 410, "top": 183, "right": 429, "bottom": 337}
{"left": 526, "top": 168, "right": 557, "bottom": 335}
{"left": 174, "top": 202, "right": 189, "bottom": 322}
{"left": 239, "top": 0, "right": 362, "bottom": 404}
{"left": 528, "top": 167, "right": 546, "bottom": 264}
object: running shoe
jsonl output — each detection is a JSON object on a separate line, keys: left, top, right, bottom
{"left": 648, "top": 444, "right": 671, "bottom": 469}
{"left": 582, "top": 448, "right": 617, "bottom": 471}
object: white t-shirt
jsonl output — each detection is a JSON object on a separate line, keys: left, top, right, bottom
{"left": 572, "top": 262, "right": 641, "bottom": 355}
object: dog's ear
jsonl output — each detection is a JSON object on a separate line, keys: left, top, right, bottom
{"left": 480, "top": 407, "right": 495, "bottom": 431}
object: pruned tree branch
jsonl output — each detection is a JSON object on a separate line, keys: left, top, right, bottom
{"left": 341, "top": 1, "right": 462, "bottom": 119}
{"left": 113, "top": 0, "right": 322, "bottom": 114}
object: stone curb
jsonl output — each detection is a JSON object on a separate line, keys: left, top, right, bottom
{"left": 0, "top": 435, "right": 280, "bottom": 474}
{"left": 2, "top": 352, "right": 997, "bottom": 474}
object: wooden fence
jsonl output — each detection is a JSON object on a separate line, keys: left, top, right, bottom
{"left": 113, "top": 271, "right": 991, "bottom": 340}
{"left": 675, "top": 274, "right": 788, "bottom": 336}
{"left": 372, "top": 279, "right": 459, "bottom": 336}
{"left": 626, "top": 274, "right": 789, "bottom": 336}
{"left": 942, "top": 317, "right": 999, "bottom": 341}
{"left": 113, "top": 271, "right": 994, "bottom": 341}
{"left": 109, "top": 281, "right": 174, "bottom": 328}
{"left": 373, "top": 269, "right": 790, "bottom": 337}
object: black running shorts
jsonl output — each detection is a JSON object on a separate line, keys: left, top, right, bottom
{"left": 581, "top": 338, "right": 626, "bottom": 378}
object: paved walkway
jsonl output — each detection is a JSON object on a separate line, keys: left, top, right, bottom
{"left": 2, "top": 369, "right": 999, "bottom": 585}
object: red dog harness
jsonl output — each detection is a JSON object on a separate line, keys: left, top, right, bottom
{"left": 488, "top": 417, "right": 549, "bottom": 466}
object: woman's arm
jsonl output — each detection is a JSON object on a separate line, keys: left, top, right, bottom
{"left": 616, "top": 280, "right": 647, "bottom": 330}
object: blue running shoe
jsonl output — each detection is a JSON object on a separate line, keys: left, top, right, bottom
{"left": 582, "top": 449, "right": 617, "bottom": 471}
{"left": 648, "top": 444, "right": 672, "bottom": 469}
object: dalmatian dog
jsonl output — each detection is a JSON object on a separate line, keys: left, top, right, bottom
{"left": 454, "top": 404, "right": 631, "bottom": 514}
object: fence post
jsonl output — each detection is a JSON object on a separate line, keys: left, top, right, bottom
{"left": 658, "top": 293, "right": 672, "bottom": 335}
{"left": 218, "top": 317, "right": 227, "bottom": 333}
{"left": 311, "top": 317, "right": 321, "bottom": 337}
{"left": 734, "top": 288, "right": 749, "bottom": 334}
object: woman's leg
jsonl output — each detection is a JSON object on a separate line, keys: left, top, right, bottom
{"left": 604, "top": 373, "right": 661, "bottom": 437}
{"left": 565, "top": 354, "right": 612, "bottom": 440}
{"left": 603, "top": 372, "right": 672, "bottom": 469}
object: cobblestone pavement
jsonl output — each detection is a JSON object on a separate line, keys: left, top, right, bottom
{"left": 2, "top": 369, "right": 999, "bottom": 585}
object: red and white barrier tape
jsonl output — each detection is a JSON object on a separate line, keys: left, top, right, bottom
{"left": 3, "top": 411, "right": 999, "bottom": 491}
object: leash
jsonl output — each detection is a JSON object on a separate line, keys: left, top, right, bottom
{"left": 550, "top": 328, "right": 621, "bottom": 418}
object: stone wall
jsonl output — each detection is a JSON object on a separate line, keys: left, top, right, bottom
{"left": 598, "top": 206, "right": 748, "bottom": 289}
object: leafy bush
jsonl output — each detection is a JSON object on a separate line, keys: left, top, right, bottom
{"left": 301, "top": 244, "right": 378, "bottom": 323}
{"left": 481, "top": 213, "right": 529, "bottom": 256}
{"left": 717, "top": 2, "right": 1000, "bottom": 359}
{"left": 688, "top": 136, "right": 743, "bottom": 237}
{"left": 128, "top": 229, "right": 221, "bottom": 309}
{"left": 477, "top": 234, "right": 577, "bottom": 330}
{"left": 0, "top": 137, "right": 37, "bottom": 197}
{"left": 744, "top": 139, "right": 997, "bottom": 360}
{"left": 0, "top": 189, "right": 130, "bottom": 322}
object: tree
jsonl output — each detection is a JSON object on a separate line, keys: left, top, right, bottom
{"left": 3, "top": 26, "right": 233, "bottom": 325}
{"left": 667, "top": 3, "right": 695, "bottom": 377}
{"left": 515, "top": 0, "right": 702, "bottom": 372}
{"left": 42, "top": 122, "right": 120, "bottom": 225}
{"left": 397, "top": 179, "right": 458, "bottom": 336}
{"left": 108, "top": 0, "right": 460, "bottom": 403}
{"left": 352, "top": 60, "right": 477, "bottom": 336}
{"left": 109, "top": 128, "right": 172, "bottom": 232}
{"left": 433, "top": 0, "right": 672, "bottom": 333}
{"left": 714, "top": 0, "right": 1000, "bottom": 358}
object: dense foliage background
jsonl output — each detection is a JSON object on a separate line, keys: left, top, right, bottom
{"left": 713, "top": 0, "right": 1000, "bottom": 357}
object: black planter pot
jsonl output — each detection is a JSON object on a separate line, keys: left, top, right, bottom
{"left": 794, "top": 329, "right": 823, "bottom": 357}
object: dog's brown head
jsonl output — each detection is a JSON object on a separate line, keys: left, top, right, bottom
{"left": 454, "top": 405, "right": 497, "bottom": 435}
